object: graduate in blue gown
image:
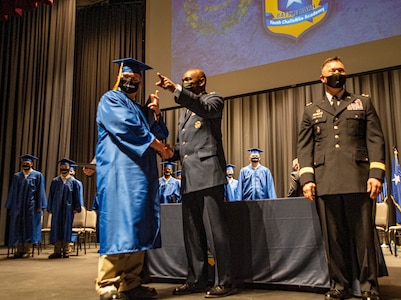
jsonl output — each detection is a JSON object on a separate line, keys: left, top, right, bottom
{"left": 47, "top": 158, "right": 82, "bottom": 259}
{"left": 224, "top": 164, "right": 239, "bottom": 202}
{"left": 95, "top": 58, "right": 173, "bottom": 299}
{"left": 5, "top": 154, "right": 47, "bottom": 258}
{"left": 159, "top": 161, "right": 181, "bottom": 203}
{"left": 238, "top": 148, "right": 277, "bottom": 200}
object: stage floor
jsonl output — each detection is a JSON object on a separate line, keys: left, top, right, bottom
{"left": 0, "top": 245, "right": 400, "bottom": 300}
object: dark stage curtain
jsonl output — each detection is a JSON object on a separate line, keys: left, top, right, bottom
{"left": 0, "top": 0, "right": 76, "bottom": 244}
{"left": 71, "top": 1, "right": 146, "bottom": 210}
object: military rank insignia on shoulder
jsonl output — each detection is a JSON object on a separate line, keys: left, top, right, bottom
{"left": 361, "top": 93, "right": 370, "bottom": 97}
{"left": 210, "top": 91, "right": 216, "bottom": 94}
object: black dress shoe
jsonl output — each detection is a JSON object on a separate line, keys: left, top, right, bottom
{"left": 205, "top": 285, "right": 238, "bottom": 298}
{"left": 99, "top": 291, "right": 121, "bottom": 300}
{"left": 324, "top": 289, "right": 349, "bottom": 299}
{"left": 172, "top": 282, "right": 208, "bottom": 295}
{"left": 120, "top": 285, "right": 157, "bottom": 299}
{"left": 13, "top": 252, "right": 24, "bottom": 259}
{"left": 48, "top": 253, "right": 62, "bottom": 259}
{"left": 361, "top": 291, "right": 379, "bottom": 300}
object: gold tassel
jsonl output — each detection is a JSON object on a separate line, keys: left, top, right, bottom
{"left": 112, "top": 63, "right": 123, "bottom": 90}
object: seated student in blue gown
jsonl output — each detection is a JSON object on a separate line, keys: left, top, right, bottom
{"left": 224, "top": 164, "right": 239, "bottom": 202}
{"left": 159, "top": 161, "right": 181, "bottom": 203}
{"left": 238, "top": 148, "right": 277, "bottom": 200}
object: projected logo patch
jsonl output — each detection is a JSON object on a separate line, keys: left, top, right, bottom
{"left": 264, "top": 0, "right": 329, "bottom": 39}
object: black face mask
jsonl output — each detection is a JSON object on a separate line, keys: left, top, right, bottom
{"left": 22, "top": 164, "right": 30, "bottom": 170}
{"left": 227, "top": 174, "right": 233, "bottom": 178}
{"left": 119, "top": 77, "right": 139, "bottom": 94}
{"left": 325, "top": 73, "right": 346, "bottom": 88}
{"left": 251, "top": 158, "right": 259, "bottom": 163}
{"left": 60, "top": 169, "right": 69, "bottom": 175}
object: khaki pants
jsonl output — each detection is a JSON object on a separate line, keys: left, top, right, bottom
{"left": 96, "top": 251, "right": 144, "bottom": 295}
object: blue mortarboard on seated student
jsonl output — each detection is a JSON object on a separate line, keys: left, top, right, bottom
{"left": 226, "top": 164, "right": 236, "bottom": 171}
{"left": 58, "top": 158, "right": 76, "bottom": 167}
{"left": 161, "top": 161, "right": 177, "bottom": 169}
{"left": 174, "top": 170, "right": 182, "bottom": 177}
{"left": 112, "top": 57, "right": 152, "bottom": 74}
{"left": 20, "top": 154, "right": 38, "bottom": 162}
{"left": 247, "top": 147, "right": 264, "bottom": 155}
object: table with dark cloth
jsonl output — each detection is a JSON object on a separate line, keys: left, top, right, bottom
{"left": 146, "top": 197, "right": 330, "bottom": 289}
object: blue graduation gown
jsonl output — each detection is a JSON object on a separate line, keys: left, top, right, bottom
{"left": 238, "top": 164, "right": 277, "bottom": 200}
{"left": 224, "top": 178, "right": 239, "bottom": 202}
{"left": 158, "top": 176, "right": 181, "bottom": 203}
{"left": 96, "top": 90, "right": 169, "bottom": 255}
{"left": 47, "top": 176, "right": 81, "bottom": 243}
{"left": 5, "top": 170, "right": 47, "bottom": 245}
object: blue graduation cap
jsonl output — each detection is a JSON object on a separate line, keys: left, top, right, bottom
{"left": 226, "top": 164, "right": 236, "bottom": 171}
{"left": 20, "top": 154, "right": 38, "bottom": 162}
{"left": 58, "top": 158, "right": 76, "bottom": 167}
{"left": 161, "top": 161, "right": 177, "bottom": 169}
{"left": 247, "top": 147, "right": 264, "bottom": 155}
{"left": 112, "top": 58, "right": 152, "bottom": 74}
{"left": 174, "top": 170, "right": 182, "bottom": 177}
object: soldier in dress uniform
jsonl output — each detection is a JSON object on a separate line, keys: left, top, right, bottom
{"left": 297, "top": 57, "right": 385, "bottom": 300}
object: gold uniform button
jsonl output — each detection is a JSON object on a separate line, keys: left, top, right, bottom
{"left": 334, "top": 125, "right": 339, "bottom": 130}
{"left": 184, "top": 154, "right": 188, "bottom": 159}
{"left": 182, "top": 141, "right": 186, "bottom": 145}
{"left": 334, "top": 117, "right": 339, "bottom": 121}
{"left": 182, "top": 128, "right": 186, "bottom": 132}
{"left": 335, "top": 135, "right": 339, "bottom": 139}
{"left": 335, "top": 144, "right": 340, "bottom": 149}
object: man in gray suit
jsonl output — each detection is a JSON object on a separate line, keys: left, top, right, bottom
{"left": 156, "top": 69, "right": 237, "bottom": 298}
{"left": 297, "top": 57, "right": 385, "bottom": 300}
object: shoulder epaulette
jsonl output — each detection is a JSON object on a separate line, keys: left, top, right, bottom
{"left": 361, "top": 93, "right": 370, "bottom": 97}
{"left": 306, "top": 102, "right": 313, "bottom": 106}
